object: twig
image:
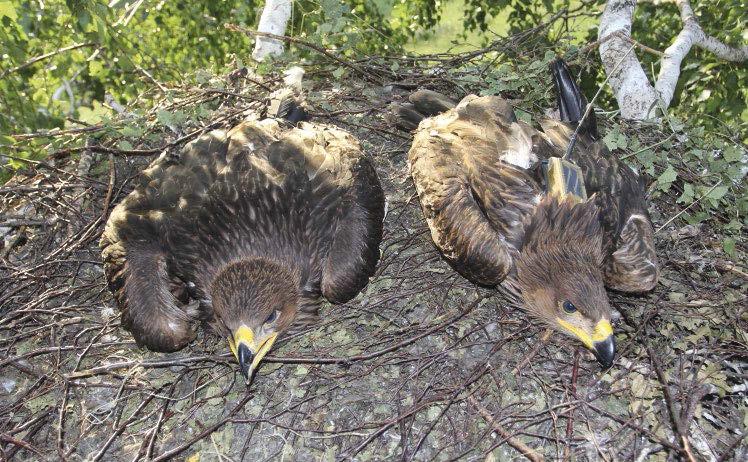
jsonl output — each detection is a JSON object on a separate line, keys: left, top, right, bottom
{"left": 0, "top": 42, "right": 97, "bottom": 79}
{"left": 224, "top": 24, "right": 382, "bottom": 84}
{"left": 468, "top": 395, "right": 546, "bottom": 462}
{"left": 655, "top": 180, "right": 722, "bottom": 233}
{"left": 151, "top": 392, "right": 253, "bottom": 461}
{"left": 511, "top": 328, "right": 553, "bottom": 375}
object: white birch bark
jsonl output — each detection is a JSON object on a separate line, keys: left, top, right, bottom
{"left": 598, "top": 0, "right": 748, "bottom": 120}
{"left": 252, "top": 0, "right": 293, "bottom": 62}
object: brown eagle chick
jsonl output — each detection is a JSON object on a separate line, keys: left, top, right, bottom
{"left": 393, "top": 60, "right": 659, "bottom": 367}
{"left": 101, "top": 109, "right": 385, "bottom": 381}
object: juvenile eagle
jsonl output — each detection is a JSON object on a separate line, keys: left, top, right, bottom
{"left": 391, "top": 60, "right": 659, "bottom": 367}
{"left": 101, "top": 100, "right": 385, "bottom": 380}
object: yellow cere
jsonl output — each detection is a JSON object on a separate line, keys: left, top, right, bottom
{"left": 556, "top": 318, "right": 613, "bottom": 349}
{"left": 229, "top": 325, "right": 256, "bottom": 359}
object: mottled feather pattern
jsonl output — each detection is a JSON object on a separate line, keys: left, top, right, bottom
{"left": 405, "top": 92, "right": 658, "bottom": 293}
{"left": 101, "top": 118, "right": 384, "bottom": 352}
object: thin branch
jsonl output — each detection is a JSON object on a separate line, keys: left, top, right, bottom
{"left": 468, "top": 395, "right": 546, "bottom": 462}
{"left": 224, "top": 24, "right": 383, "bottom": 84}
{"left": 0, "top": 42, "right": 97, "bottom": 79}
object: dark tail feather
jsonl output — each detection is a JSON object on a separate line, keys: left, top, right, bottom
{"left": 387, "top": 102, "right": 425, "bottom": 131}
{"left": 551, "top": 59, "right": 598, "bottom": 140}
{"left": 388, "top": 89, "right": 457, "bottom": 131}
{"left": 267, "top": 88, "right": 308, "bottom": 124}
{"left": 409, "top": 90, "right": 457, "bottom": 117}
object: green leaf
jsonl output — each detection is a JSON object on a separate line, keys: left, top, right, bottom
{"left": 677, "top": 183, "right": 694, "bottom": 204}
{"left": 723, "top": 145, "right": 743, "bottom": 162}
{"left": 722, "top": 237, "right": 736, "bottom": 257}
{"left": 117, "top": 140, "right": 133, "bottom": 151}
{"left": 88, "top": 60, "right": 104, "bottom": 77}
{"left": 603, "top": 128, "right": 627, "bottom": 151}
{"left": 0, "top": 1, "right": 17, "bottom": 20}
{"left": 657, "top": 165, "right": 678, "bottom": 192}
{"left": 332, "top": 67, "right": 345, "bottom": 79}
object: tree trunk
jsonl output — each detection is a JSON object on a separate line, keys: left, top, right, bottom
{"left": 252, "top": 0, "right": 293, "bottom": 62}
{"left": 598, "top": 0, "right": 747, "bottom": 120}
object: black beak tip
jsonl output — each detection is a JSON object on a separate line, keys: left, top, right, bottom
{"left": 593, "top": 336, "right": 616, "bottom": 369}
{"left": 237, "top": 343, "right": 254, "bottom": 381}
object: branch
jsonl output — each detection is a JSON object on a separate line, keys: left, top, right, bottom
{"left": 655, "top": 0, "right": 748, "bottom": 108}
{"left": 468, "top": 395, "right": 546, "bottom": 462}
{"left": 598, "top": 0, "right": 747, "bottom": 120}
{"left": 598, "top": 1, "right": 659, "bottom": 119}
{"left": 0, "top": 42, "right": 97, "bottom": 79}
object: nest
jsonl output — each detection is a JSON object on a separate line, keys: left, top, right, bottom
{"left": 1, "top": 25, "right": 746, "bottom": 462}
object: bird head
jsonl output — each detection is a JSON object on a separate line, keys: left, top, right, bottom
{"left": 516, "top": 196, "right": 616, "bottom": 367}
{"left": 211, "top": 259, "right": 299, "bottom": 382}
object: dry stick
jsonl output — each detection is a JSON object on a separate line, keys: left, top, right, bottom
{"left": 224, "top": 24, "right": 383, "bottom": 84}
{"left": 644, "top": 344, "right": 697, "bottom": 462}
{"left": 617, "top": 309, "right": 697, "bottom": 461}
{"left": 151, "top": 392, "right": 254, "bottom": 461}
{"left": 467, "top": 395, "right": 546, "bottom": 462}
{"left": 655, "top": 180, "right": 722, "bottom": 233}
{"left": 563, "top": 44, "right": 637, "bottom": 159}
{"left": 67, "top": 296, "right": 486, "bottom": 379}
{"left": 563, "top": 349, "right": 580, "bottom": 461}
{"left": 0, "top": 434, "right": 44, "bottom": 457}
{"left": 510, "top": 328, "right": 553, "bottom": 375}
{"left": 613, "top": 31, "right": 664, "bottom": 57}
{"left": 91, "top": 389, "right": 160, "bottom": 462}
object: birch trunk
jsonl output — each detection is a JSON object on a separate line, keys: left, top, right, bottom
{"left": 598, "top": 0, "right": 747, "bottom": 120}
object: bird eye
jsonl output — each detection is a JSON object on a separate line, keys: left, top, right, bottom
{"left": 264, "top": 310, "right": 279, "bottom": 324}
{"left": 562, "top": 301, "right": 577, "bottom": 313}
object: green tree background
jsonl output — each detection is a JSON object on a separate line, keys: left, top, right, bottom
{"left": 1, "top": 1, "right": 745, "bottom": 137}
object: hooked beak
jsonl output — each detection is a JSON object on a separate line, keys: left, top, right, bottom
{"left": 593, "top": 334, "right": 616, "bottom": 368}
{"left": 228, "top": 325, "right": 279, "bottom": 383}
{"left": 557, "top": 318, "right": 616, "bottom": 368}
{"left": 589, "top": 319, "right": 616, "bottom": 368}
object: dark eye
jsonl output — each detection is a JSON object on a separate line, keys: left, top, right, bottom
{"left": 264, "top": 310, "right": 278, "bottom": 324}
{"left": 562, "top": 301, "right": 577, "bottom": 313}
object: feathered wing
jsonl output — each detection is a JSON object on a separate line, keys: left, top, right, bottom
{"left": 544, "top": 59, "right": 659, "bottom": 292}
{"left": 538, "top": 119, "right": 659, "bottom": 293}
{"left": 280, "top": 123, "right": 385, "bottom": 304}
{"left": 407, "top": 95, "right": 546, "bottom": 286}
{"left": 100, "top": 120, "right": 284, "bottom": 351}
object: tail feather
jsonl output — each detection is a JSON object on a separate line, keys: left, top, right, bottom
{"left": 388, "top": 89, "right": 457, "bottom": 131}
{"left": 550, "top": 59, "right": 598, "bottom": 140}
{"left": 267, "top": 88, "right": 308, "bottom": 124}
{"left": 387, "top": 102, "right": 425, "bottom": 131}
{"left": 409, "top": 90, "right": 457, "bottom": 117}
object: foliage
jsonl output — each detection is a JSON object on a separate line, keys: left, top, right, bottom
{"left": 0, "top": 0, "right": 745, "bottom": 234}
{"left": 403, "top": 0, "right": 747, "bottom": 138}
{"left": 0, "top": 0, "right": 405, "bottom": 139}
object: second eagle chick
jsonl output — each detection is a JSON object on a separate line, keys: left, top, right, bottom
{"left": 392, "top": 60, "right": 659, "bottom": 367}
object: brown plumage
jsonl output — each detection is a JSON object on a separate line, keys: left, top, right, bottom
{"left": 100, "top": 103, "right": 385, "bottom": 380}
{"left": 393, "top": 60, "right": 659, "bottom": 366}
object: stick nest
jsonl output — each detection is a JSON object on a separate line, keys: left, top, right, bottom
{"left": 1, "top": 26, "right": 746, "bottom": 462}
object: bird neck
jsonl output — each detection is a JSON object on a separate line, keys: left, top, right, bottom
{"left": 520, "top": 195, "right": 603, "bottom": 263}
